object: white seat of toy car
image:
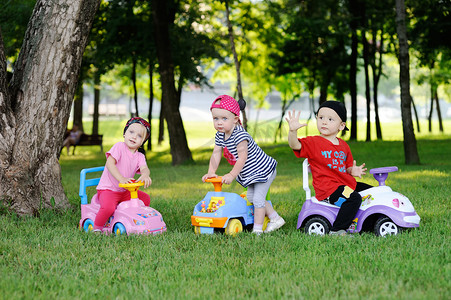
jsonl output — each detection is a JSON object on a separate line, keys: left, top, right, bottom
{"left": 303, "top": 159, "right": 339, "bottom": 208}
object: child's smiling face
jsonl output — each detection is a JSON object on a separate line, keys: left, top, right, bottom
{"left": 123, "top": 123, "right": 146, "bottom": 151}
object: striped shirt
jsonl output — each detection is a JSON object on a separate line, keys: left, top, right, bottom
{"left": 215, "top": 126, "right": 277, "bottom": 187}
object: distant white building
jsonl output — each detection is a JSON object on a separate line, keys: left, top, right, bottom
{"left": 79, "top": 81, "right": 450, "bottom": 122}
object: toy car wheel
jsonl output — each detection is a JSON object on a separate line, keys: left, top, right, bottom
{"left": 374, "top": 216, "right": 401, "bottom": 237}
{"left": 113, "top": 222, "right": 127, "bottom": 235}
{"left": 82, "top": 219, "right": 94, "bottom": 232}
{"left": 193, "top": 226, "right": 201, "bottom": 235}
{"left": 225, "top": 219, "right": 243, "bottom": 236}
{"left": 304, "top": 217, "right": 330, "bottom": 236}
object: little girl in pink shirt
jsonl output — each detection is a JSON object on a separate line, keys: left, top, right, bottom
{"left": 93, "top": 117, "right": 152, "bottom": 232}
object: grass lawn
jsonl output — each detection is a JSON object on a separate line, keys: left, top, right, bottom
{"left": 1, "top": 119, "right": 450, "bottom": 299}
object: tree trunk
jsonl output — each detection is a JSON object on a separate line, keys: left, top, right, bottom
{"left": 147, "top": 63, "right": 154, "bottom": 151}
{"left": 372, "top": 30, "right": 383, "bottom": 140}
{"left": 152, "top": 0, "right": 192, "bottom": 165}
{"left": 434, "top": 88, "right": 444, "bottom": 132}
{"left": 274, "top": 96, "right": 296, "bottom": 143}
{"left": 411, "top": 96, "right": 420, "bottom": 132}
{"left": 92, "top": 71, "right": 100, "bottom": 136}
{"left": 0, "top": 0, "right": 100, "bottom": 215}
{"left": 348, "top": 0, "right": 359, "bottom": 141}
{"left": 362, "top": 30, "right": 372, "bottom": 142}
{"left": 395, "top": 0, "right": 420, "bottom": 165}
{"left": 73, "top": 77, "right": 84, "bottom": 132}
{"left": 132, "top": 56, "right": 139, "bottom": 117}
{"left": 158, "top": 104, "right": 165, "bottom": 145}
{"left": 319, "top": 78, "right": 329, "bottom": 105}
{"left": 428, "top": 86, "right": 434, "bottom": 132}
{"left": 225, "top": 2, "right": 247, "bottom": 130}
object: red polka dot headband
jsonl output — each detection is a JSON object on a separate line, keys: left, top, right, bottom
{"left": 123, "top": 117, "right": 151, "bottom": 141}
{"left": 210, "top": 95, "right": 246, "bottom": 117}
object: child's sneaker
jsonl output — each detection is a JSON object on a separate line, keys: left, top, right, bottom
{"left": 264, "top": 217, "right": 285, "bottom": 233}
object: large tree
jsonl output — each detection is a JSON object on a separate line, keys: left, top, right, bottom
{"left": 152, "top": 0, "right": 193, "bottom": 165}
{"left": 0, "top": 0, "right": 100, "bottom": 215}
{"left": 395, "top": 0, "right": 420, "bottom": 164}
{"left": 409, "top": 0, "right": 451, "bottom": 133}
{"left": 276, "top": 0, "right": 349, "bottom": 107}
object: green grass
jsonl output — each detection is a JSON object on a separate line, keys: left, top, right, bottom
{"left": 1, "top": 120, "right": 450, "bottom": 299}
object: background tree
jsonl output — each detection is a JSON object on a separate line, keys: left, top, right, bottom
{"left": 222, "top": 0, "right": 248, "bottom": 128}
{"left": 348, "top": 0, "right": 360, "bottom": 141}
{"left": 409, "top": 0, "right": 451, "bottom": 133}
{"left": 366, "top": 0, "right": 397, "bottom": 140}
{"left": 152, "top": 0, "right": 193, "bottom": 165}
{"left": 92, "top": 0, "right": 219, "bottom": 158}
{"left": 0, "top": 0, "right": 100, "bottom": 215}
{"left": 0, "top": 0, "right": 35, "bottom": 63}
{"left": 276, "top": 0, "right": 350, "bottom": 112}
{"left": 395, "top": 0, "right": 420, "bottom": 164}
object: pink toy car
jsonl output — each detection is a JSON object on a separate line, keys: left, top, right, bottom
{"left": 78, "top": 166, "right": 166, "bottom": 235}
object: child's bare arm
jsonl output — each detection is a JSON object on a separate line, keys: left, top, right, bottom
{"left": 285, "top": 110, "right": 306, "bottom": 150}
{"left": 202, "top": 145, "right": 223, "bottom": 182}
{"left": 137, "top": 164, "right": 152, "bottom": 188}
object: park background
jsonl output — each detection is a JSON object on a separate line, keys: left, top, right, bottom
{"left": 1, "top": 0, "right": 450, "bottom": 299}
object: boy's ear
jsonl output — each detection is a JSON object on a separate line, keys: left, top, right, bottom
{"left": 339, "top": 122, "right": 346, "bottom": 131}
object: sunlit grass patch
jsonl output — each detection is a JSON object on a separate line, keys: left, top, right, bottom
{"left": 395, "top": 169, "right": 450, "bottom": 180}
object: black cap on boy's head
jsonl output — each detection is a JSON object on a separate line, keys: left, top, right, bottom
{"left": 317, "top": 100, "right": 349, "bottom": 132}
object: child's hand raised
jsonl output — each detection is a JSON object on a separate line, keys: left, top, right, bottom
{"left": 285, "top": 110, "right": 307, "bottom": 132}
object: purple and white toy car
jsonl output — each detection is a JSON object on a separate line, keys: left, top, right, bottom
{"left": 297, "top": 159, "right": 420, "bottom": 236}
{"left": 79, "top": 167, "right": 166, "bottom": 235}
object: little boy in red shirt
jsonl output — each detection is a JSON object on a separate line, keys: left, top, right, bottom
{"left": 286, "top": 101, "right": 371, "bottom": 236}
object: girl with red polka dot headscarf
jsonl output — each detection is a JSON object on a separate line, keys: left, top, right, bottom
{"left": 202, "top": 95, "right": 285, "bottom": 235}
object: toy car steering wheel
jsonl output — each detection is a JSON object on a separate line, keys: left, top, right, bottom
{"left": 119, "top": 180, "right": 144, "bottom": 199}
{"left": 205, "top": 177, "right": 223, "bottom": 192}
{"left": 369, "top": 166, "right": 398, "bottom": 186}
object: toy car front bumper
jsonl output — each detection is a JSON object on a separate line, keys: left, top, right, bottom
{"left": 403, "top": 213, "right": 420, "bottom": 225}
{"left": 191, "top": 216, "right": 228, "bottom": 228}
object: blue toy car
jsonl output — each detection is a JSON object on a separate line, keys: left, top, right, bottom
{"left": 297, "top": 159, "right": 420, "bottom": 236}
{"left": 191, "top": 177, "right": 270, "bottom": 235}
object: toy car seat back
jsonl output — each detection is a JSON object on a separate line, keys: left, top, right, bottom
{"left": 79, "top": 166, "right": 105, "bottom": 205}
{"left": 302, "top": 159, "right": 338, "bottom": 208}
{"left": 303, "top": 159, "right": 312, "bottom": 200}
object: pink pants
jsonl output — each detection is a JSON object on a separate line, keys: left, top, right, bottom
{"left": 94, "top": 189, "right": 151, "bottom": 228}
